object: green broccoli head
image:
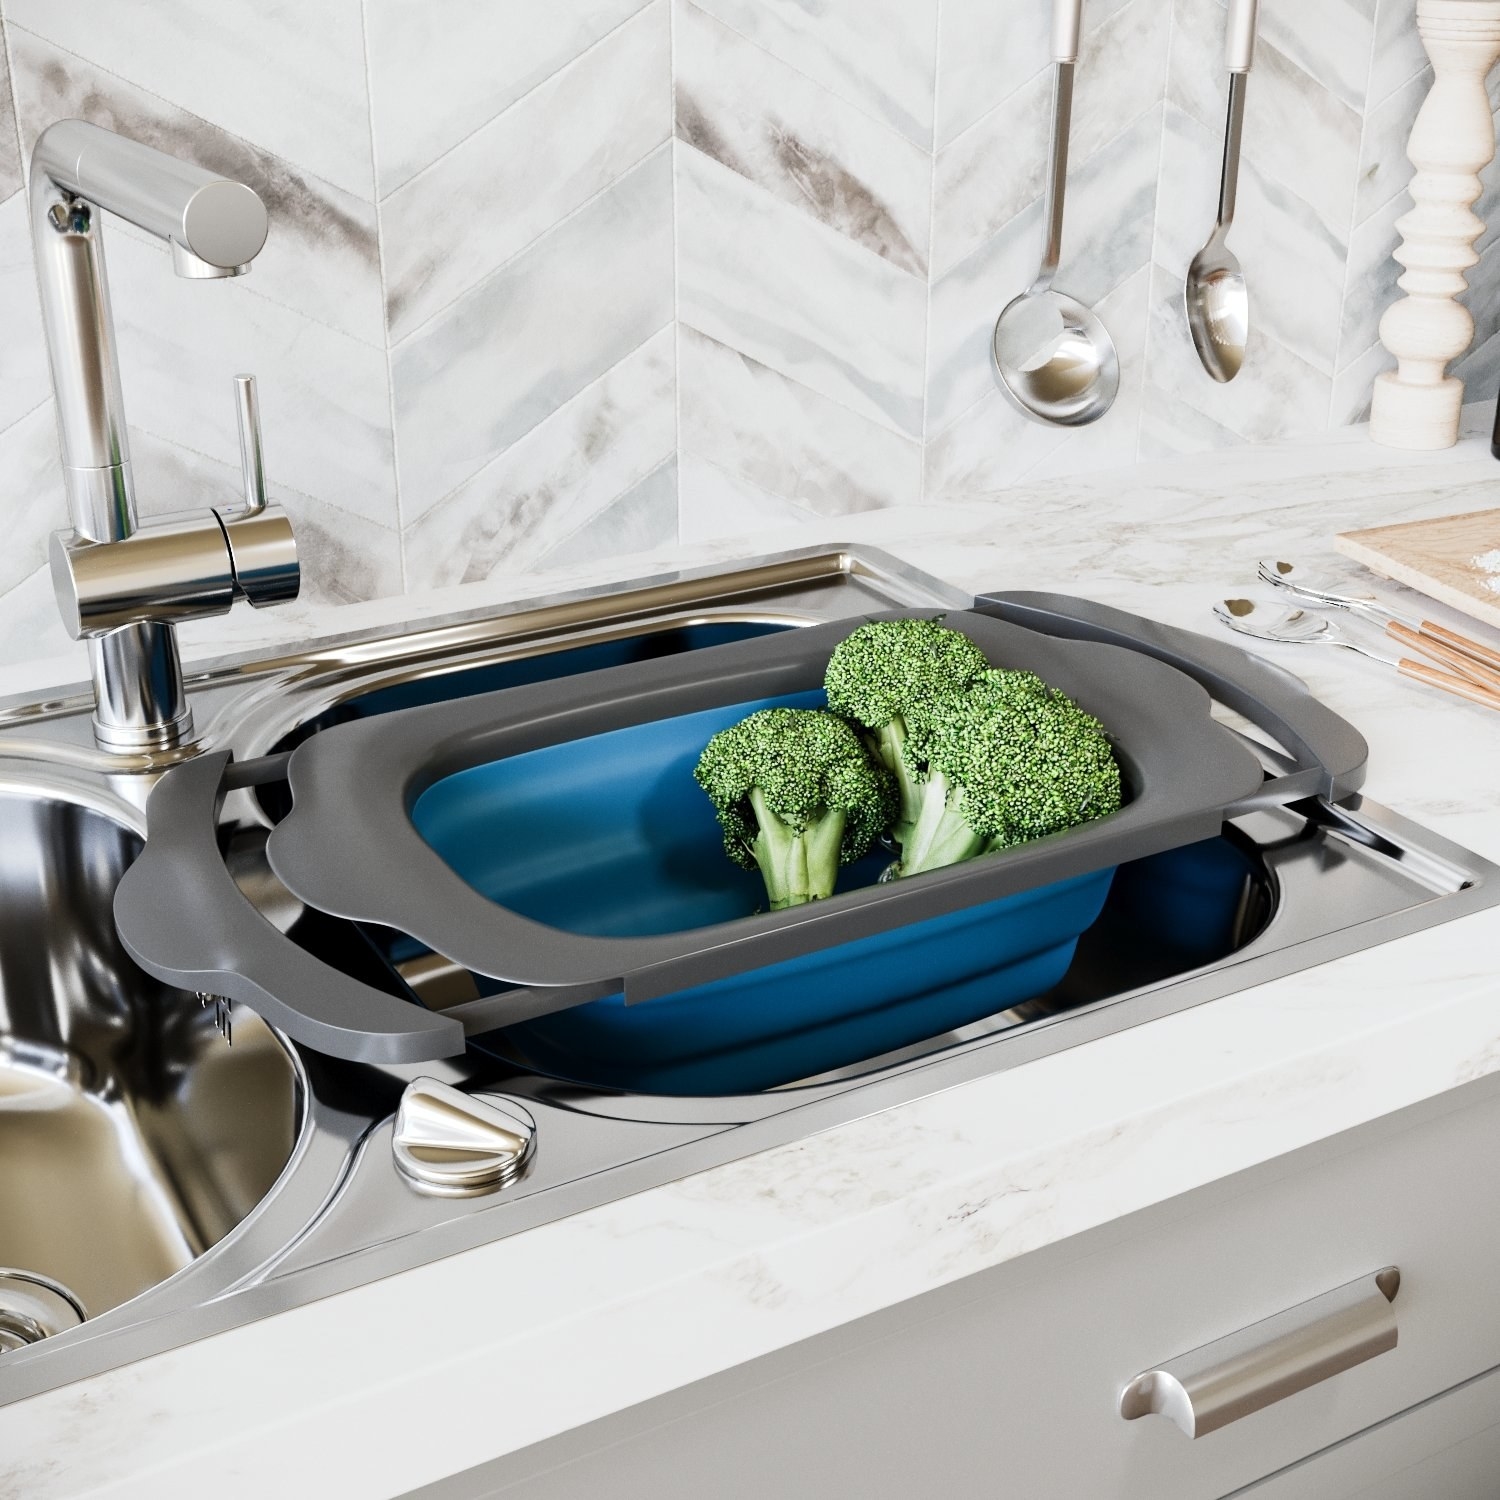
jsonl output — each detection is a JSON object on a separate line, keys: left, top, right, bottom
{"left": 895, "top": 669, "right": 1122, "bottom": 876}
{"left": 824, "top": 617, "right": 990, "bottom": 731}
{"left": 823, "top": 618, "right": 990, "bottom": 839}
{"left": 694, "top": 707, "right": 898, "bottom": 910}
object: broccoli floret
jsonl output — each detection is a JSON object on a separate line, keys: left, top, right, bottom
{"left": 893, "top": 669, "right": 1122, "bottom": 877}
{"left": 695, "top": 707, "right": 898, "bottom": 910}
{"left": 823, "top": 618, "right": 990, "bottom": 843}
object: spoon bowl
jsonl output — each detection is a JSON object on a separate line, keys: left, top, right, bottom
{"left": 1215, "top": 599, "right": 1332, "bottom": 645}
{"left": 1186, "top": 227, "right": 1248, "bottom": 383}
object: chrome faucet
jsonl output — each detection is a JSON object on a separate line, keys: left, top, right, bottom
{"left": 29, "top": 120, "right": 299, "bottom": 755}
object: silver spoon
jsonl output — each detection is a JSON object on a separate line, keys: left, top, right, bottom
{"left": 1185, "top": 0, "right": 1257, "bottom": 383}
{"left": 1257, "top": 558, "right": 1500, "bottom": 679}
{"left": 1213, "top": 598, "right": 1500, "bottom": 712}
{"left": 991, "top": 0, "right": 1119, "bottom": 427}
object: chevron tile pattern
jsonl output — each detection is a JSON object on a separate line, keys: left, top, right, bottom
{"left": 0, "top": 0, "right": 1491, "bottom": 654}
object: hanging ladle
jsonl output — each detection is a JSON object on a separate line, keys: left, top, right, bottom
{"left": 1185, "top": 0, "right": 1258, "bottom": 382}
{"left": 991, "top": 0, "right": 1119, "bottom": 427}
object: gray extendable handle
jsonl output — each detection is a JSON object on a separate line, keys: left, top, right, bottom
{"left": 114, "top": 752, "right": 465, "bottom": 1063}
{"left": 1120, "top": 1268, "right": 1400, "bottom": 1438}
{"left": 974, "top": 591, "right": 1369, "bottom": 811}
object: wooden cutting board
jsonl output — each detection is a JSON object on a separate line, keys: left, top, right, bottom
{"left": 1336, "top": 507, "right": 1500, "bottom": 632}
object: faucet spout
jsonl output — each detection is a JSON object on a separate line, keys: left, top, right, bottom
{"left": 28, "top": 120, "right": 292, "bottom": 757}
{"left": 30, "top": 121, "right": 269, "bottom": 533}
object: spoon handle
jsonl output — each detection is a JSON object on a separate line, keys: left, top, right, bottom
{"left": 1226, "top": 0, "right": 1258, "bottom": 73}
{"left": 1388, "top": 620, "right": 1500, "bottom": 692}
{"left": 1415, "top": 619, "right": 1500, "bottom": 674}
{"left": 1398, "top": 657, "right": 1500, "bottom": 711}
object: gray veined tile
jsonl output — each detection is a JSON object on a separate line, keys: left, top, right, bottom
{"left": 678, "top": 452, "right": 819, "bottom": 545}
{"left": 4, "top": 0, "right": 374, "bottom": 198}
{"left": 365, "top": 0, "right": 651, "bottom": 197}
{"left": 685, "top": 0, "right": 939, "bottom": 149}
{"left": 678, "top": 327, "right": 922, "bottom": 515}
{"left": 1460, "top": 238, "right": 1500, "bottom": 384}
{"left": 935, "top": 0, "right": 1134, "bottom": 150}
{"left": 1355, "top": 66, "right": 1425, "bottom": 226}
{"left": 535, "top": 457, "right": 678, "bottom": 571}
{"left": 1239, "top": 39, "right": 1363, "bottom": 242}
{"left": 383, "top": 0, "right": 671, "bottom": 344}
{"left": 1370, "top": 0, "right": 1427, "bottom": 106}
{"left": 1136, "top": 379, "right": 1243, "bottom": 457}
{"left": 0, "top": 39, "right": 20, "bottom": 202}
{"left": 8, "top": 30, "right": 385, "bottom": 348}
{"left": 101, "top": 229, "right": 397, "bottom": 529}
{"left": 1141, "top": 257, "right": 1333, "bottom": 444}
{"left": 926, "top": 107, "right": 1162, "bottom": 439}
{"left": 674, "top": 1, "right": 930, "bottom": 277}
{"left": 1338, "top": 189, "right": 1405, "bottom": 370}
{"left": 0, "top": 401, "right": 63, "bottom": 598}
{"left": 933, "top": 0, "right": 1169, "bottom": 281}
{"left": 1256, "top": 0, "right": 1376, "bottom": 114}
{"left": 400, "top": 326, "right": 676, "bottom": 588}
{"left": 391, "top": 147, "right": 674, "bottom": 519}
{"left": 0, "top": 560, "right": 77, "bottom": 674}
{"left": 1329, "top": 341, "right": 1391, "bottom": 427}
{"left": 923, "top": 266, "right": 1151, "bottom": 503}
{"left": 1167, "top": 0, "right": 1362, "bottom": 242}
{"left": 0, "top": 195, "right": 49, "bottom": 437}
{"left": 1153, "top": 103, "right": 1344, "bottom": 378}
{"left": 676, "top": 143, "right": 926, "bottom": 439}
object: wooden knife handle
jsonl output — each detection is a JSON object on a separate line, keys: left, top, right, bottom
{"left": 1389, "top": 621, "right": 1500, "bottom": 692}
{"left": 1398, "top": 657, "right": 1500, "bottom": 711}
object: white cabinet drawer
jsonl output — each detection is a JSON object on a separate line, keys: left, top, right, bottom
{"left": 410, "top": 1081, "right": 1500, "bottom": 1500}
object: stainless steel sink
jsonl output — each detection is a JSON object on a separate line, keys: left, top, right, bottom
{"left": 0, "top": 781, "right": 300, "bottom": 1336}
{"left": 1, "top": 545, "right": 1496, "bottom": 1408}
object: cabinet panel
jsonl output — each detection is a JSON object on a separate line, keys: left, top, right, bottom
{"left": 1239, "top": 1363, "right": 1500, "bottom": 1499}
{"left": 409, "top": 1083, "right": 1500, "bottom": 1500}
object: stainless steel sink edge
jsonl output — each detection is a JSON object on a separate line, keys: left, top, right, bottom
{"left": 4, "top": 545, "right": 1499, "bottom": 1409}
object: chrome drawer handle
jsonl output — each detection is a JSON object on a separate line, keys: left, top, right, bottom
{"left": 1120, "top": 1267, "right": 1401, "bottom": 1438}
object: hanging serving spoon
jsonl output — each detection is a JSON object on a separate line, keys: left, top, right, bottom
{"left": 1185, "top": 0, "right": 1258, "bottom": 382}
{"left": 991, "top": 0, "right": 1119, "bottom": 426}
{"left": 1213, "top": 598, "right": 1500, "bottom": 712}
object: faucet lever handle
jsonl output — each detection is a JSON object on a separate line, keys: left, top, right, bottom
{"left": 214, "top": 372, "right": 299, "bottom": 609}
{"left": 233, "top": 373, "right": 267, "bottom": 518}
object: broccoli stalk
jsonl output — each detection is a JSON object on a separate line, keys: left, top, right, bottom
{"left": 894, "top": 669, "right": 1122, "bottom": 878}
{"left": 695, "top": 708, "right": 897, "bottom": 910}
{"left": 823, "top": 618, "right": 989, "bottom": 845}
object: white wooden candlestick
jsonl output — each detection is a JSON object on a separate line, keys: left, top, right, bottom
{"left": 1371, "top": 0, "right": 1500, "bottom": 450}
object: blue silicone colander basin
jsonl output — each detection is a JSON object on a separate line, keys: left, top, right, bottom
{"left": 410, "top": 691, "right": 1118, "bottom": 1094}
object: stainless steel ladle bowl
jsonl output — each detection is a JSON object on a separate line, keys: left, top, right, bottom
{"left": 991, "top": 0, "right": 1118, "bottom": 427}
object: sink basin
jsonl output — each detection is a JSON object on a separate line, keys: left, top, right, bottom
{"left": 3, "top": 545, "right": 1498, "bottom": 1411}
{"left": 0, "top": 785, "right": 300, "bottom": 1337}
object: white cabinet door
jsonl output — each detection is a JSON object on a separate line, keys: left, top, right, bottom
{"left": 406, "top": 1079, "right": 1500, "bottom": 1500}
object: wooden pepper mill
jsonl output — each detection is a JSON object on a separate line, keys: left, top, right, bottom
{"left": 1371, "top": 0, "right": 1500, "bottom": 450}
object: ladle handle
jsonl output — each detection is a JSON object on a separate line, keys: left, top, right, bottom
{"left": 1053, "top": 0, "right": 1083, "bottom": 63}
{"left": 1226, "top": 0, "right": 1258, "bottom": 73}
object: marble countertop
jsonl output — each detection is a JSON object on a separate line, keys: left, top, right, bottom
{"left": 7, "top": 416, "right": 1500, "bottom": 1498}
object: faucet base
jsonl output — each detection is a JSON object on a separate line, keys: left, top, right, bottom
{"left": 88, "top": 623, "right": 194, "bottom": 755}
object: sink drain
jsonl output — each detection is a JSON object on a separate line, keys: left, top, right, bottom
{"left": 0, "top": 1270, "right": 86, "bottom": 1352}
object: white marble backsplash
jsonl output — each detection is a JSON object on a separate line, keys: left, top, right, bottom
{"left": 0, "top": 0, "right": 1492, "bottom": 666}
